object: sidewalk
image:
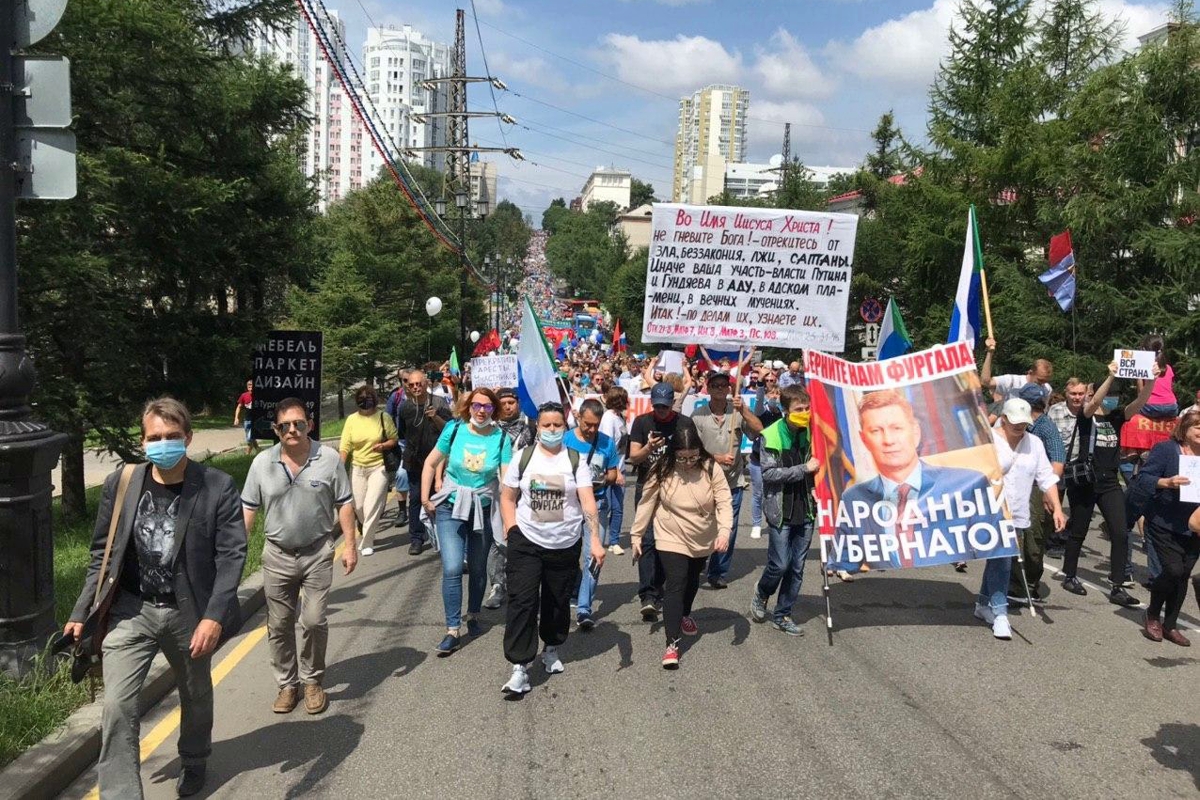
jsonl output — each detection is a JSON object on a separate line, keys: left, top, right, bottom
{"left": 51, "top": 426, "right": 250, "bottom": 496}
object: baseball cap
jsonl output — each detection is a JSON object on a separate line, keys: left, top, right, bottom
{"left": 1016, "top": 383, "right": 1048, "bottom": 405}
{"left": 1001, "top": 398, "right": 1034, "bottom": 426}
{"left": 496, "top": 388, "right": 517, "bottom": 400}
{"left": 650, "top": 382, "right": 674, "bottom": 407}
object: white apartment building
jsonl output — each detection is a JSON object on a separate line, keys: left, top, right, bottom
{"left": 363, "top": 25, "right": 452, "bottom": 176}
{"left": 724, "top": 159, "right": 855, "bottom": 200}
{"left": 672, "top": 84, "right": 750, "bottom": 203}
{"left": 581, "top": 167, "right": 631, "bottom": 211}
{"left": 470, "top": 158, "right": 498, "bottom": 209}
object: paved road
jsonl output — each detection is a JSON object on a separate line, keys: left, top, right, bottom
{"left": 61, "top": 499, "right": 1200, "bottom": 799}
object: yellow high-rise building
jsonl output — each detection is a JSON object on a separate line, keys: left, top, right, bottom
{"left": 671, "top": 84, "right": 750, "bottom": 204}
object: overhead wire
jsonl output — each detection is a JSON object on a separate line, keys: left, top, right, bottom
{"left": 468, "top": 0, "right": 509, "bottom": 146}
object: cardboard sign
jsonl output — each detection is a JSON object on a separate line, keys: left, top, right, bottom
{"left": 251, "top": 330, "right": 323, "bottom": 441}
{"left": 470, "top": 354, "right": 518, "bottom": 388}
{"left": 1114, "top": 349, "right": 1156, "bottom": 380}
{"left": 641, "top": 203, "right": 858, "bottom": 351}
{"left": 657, "top": 349, "right": 685, "bottom": 376}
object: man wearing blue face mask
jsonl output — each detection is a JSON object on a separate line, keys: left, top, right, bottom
{"left": 64, "top": 397, "right": 247, "bottom": 798}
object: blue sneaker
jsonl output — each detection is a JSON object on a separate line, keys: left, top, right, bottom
{"left": 436, "top": 633, "right": 461, "bottom": 656}
{"left": 749, "top": 593, "right": 768, "bottom": 623}
{"left": 769, "top": 616, "right": 803, "bottom": 636}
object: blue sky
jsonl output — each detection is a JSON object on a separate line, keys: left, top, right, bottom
{"left": 335, "top": 0, "right": 1172, "bottom": 219}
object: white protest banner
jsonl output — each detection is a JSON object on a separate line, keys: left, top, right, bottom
{"left": 470, "top": 354, "right": 518, "bottom": 388}
{"left": 1114, "top": 349, "right": 1156, "bottom": 380}
{"left": 641, "top": 203, "right": 859, "bottom": 352}
{"left": 657, "top": 349, "right": 685, "bottom": 376}
{"left": 1179, "top": 455, "right": 1200, "bottom": 504}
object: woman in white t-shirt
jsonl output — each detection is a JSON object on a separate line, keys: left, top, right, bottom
{"left": 599, "top": 387, "right": 630, "bottom": 554}
{"left": 498, "top": 402, "right": 606, "bottom": 695}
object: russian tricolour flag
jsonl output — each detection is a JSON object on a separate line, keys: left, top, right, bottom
{"left": 517, "top": 299, "right": 560, "bottom": 419}
{"left": 947, "top": 205, "right": 983, "bottom": 347}
{"left": 877, "top": 297, "right": 913, "bottom": 360}
{"left": 1038, "top": 230, "right": 1076, "bottom": 312}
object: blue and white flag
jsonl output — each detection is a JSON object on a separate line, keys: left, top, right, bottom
{"left": 877, "top": 297, "right": 913, "bottom": 360}
{"left": 517, "top": 299, "right": 560, "bottom": 419}
{"left": 947, "top": 205, "right": 983, "bottom": 347}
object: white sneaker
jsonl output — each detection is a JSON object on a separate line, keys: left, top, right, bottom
{"left": 973, "top": 603, "right": 995, "bottom": 625}
{"left": 542, "top": 646, "right": 564, "bottom": 674}
{"left": 360, "top": 547, "right": 375, "bottom": 557}
{"left": 608, "top": 544, "right": 625, "bottom": 556}
{"left": 992, "top": 615, "right": 1012, "bottom": 640}
{"left": 502, "top": 663, "right": 531, "bottom": 695}
{"left": 750, "top": 525, "right": 762, "bottom": 539}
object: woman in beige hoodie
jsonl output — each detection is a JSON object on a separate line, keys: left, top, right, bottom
{"left": 631, "top": 424, "right": 733, "bottom": 669}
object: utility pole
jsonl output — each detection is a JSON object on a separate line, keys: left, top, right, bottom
{"left": 0, "top": 0, "right": 76, "bottom": 676}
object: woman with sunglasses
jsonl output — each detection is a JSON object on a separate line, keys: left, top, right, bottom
{"left": 339, "top": 385, "right": 398, "bottom": 556}
{"left": 422, "top": 388, "right": 512, "bottom": 655}
{"left": 498, "top": 402, "right": 605, "bottom": 693}
{"left": 630, "top": 425, "right": 733, "bottom": 669}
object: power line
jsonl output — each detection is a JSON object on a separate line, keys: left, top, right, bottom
{"left": 517, "top": 123, "right": 674, "bottom": 173}
{"left": 519, "top": 115, "right": 674, "bottom": 161}
{"left": 509, "top": 90, "right": 676, "bottom": 146}
{"left": 469, "top": 0, "right": 508, "bottom": 146}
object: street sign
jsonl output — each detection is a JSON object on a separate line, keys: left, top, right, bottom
{"left": 863, "top": 323, "right": 880, "bottom": 347}
{"left": 861, "top": 346, "right": 877, "bottom": 361}
{"left": 15, "top": 128, "right": 75, "bottom": 199}
{"left": 859, "top": 298, "right": 883, "bottom": 324}
{"left": 15, "top": 56, "right": 71, "bottom": 127}
{"left": 12, "top": 0, "right": 69, "bottom": 47}
{"left": 251, "top": 330, "right": 324, "bottom": 441}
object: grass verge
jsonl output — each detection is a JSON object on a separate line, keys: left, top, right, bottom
{"left": 0, "top": 450, "right": 263, "bottom": 769}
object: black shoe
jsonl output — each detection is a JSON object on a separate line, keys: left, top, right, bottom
{"left": 397, "top": 510, "right": 409, "bottom": 528}
{"left": 640, "top": 600, "right": 660, "bottom": 622}
{"left": 707, "top": 576, "right": 729, "bottom": 590}
{"left": 466, "top": 618, "right": 483, "bottom": 637}
{"left": 1062, "top": 576, "right": 1087, "bottom": 596}
{"left": 177, "top": 764, "right": 206, "bottom": 797}
{"left": 408, "top": 539, "right": 424, "bottom": 555}
{"left": 1109, "top": 587, "right": 1140, "bottom": 607}
{"left": 1045, "top": 547, "right": 1065, "bottom": 559}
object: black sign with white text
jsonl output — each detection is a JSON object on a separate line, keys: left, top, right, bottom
{"left": 251, "top": 330, "right": 323, "bottom": 441}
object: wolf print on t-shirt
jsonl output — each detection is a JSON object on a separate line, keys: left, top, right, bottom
{"left": 529, "top": 474, "right": 566, "bottom": 523}
{"left": 134, "top": 491, "right": 180, "bottom": 594}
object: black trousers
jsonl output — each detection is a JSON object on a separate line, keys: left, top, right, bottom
{"left": 503, "top": 528, "right": 581, "bottom": 665}
{"left": 1145, "top": 523, "right": 1200, "bottom": 631}
{"left": 1063, "top": 479, "right": 1128, "bottom": 584}
{"left": 659, "top": 550, "right": 706, "bottom": 644}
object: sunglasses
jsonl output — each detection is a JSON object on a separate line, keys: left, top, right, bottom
{"left": 471, "top": 402, "right": 495, "bottom": 413}
{"left": 274, "top": 420, "right": 309, "bottom": 434}
{"left": 676, "top": 455, "right": 701, "bottom": 465}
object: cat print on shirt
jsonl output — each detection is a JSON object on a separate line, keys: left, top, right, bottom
{"left": 462, "top": 448, "right": 487, "bottom": 472}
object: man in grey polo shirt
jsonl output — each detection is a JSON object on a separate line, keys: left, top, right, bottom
{"left": 242, "top": 397, "right": 357, "bottom": 716}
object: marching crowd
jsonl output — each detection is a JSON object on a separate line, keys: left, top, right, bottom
{"left": 66, "top": 336, "right": 1200, "bottom": 797}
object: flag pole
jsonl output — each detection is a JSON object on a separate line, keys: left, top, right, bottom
{"left": 973, "top": 206, "right": 995, "bottom": 341}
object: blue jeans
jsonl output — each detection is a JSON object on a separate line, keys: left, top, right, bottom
{"left": 755, "top": 521, "right": 812, "bottom": 621}
{"left": 748, "top": 461, "right": 763, "bottom": 527}
{"left": 978, "top": 556, "right": 1012, "bottom": 615}
{"left": 707, "top": 486, "right": 744, "bottom": 581}
{"left": 435, "top": 503, "right": 491, "bottom": 629}
{"left": 577, "top": 534, "right": 598, "bottom": 617}
{"left": 604, "top": 482, "right": 625, "bottom": 547}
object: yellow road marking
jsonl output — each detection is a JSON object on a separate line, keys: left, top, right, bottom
{"left": 84, "top": 540, "right": 348, "bottom": 797}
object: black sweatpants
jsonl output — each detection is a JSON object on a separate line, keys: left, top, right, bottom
{"left": 504, "top": 528, "right": 581, "bottom": 665}
{"left": 1145, "top": 523, "right": 1200, "bottom": 632}
{"left": 659, "top": 550, "right": 706, "bottom": 644}
{"left": 1063, "top": 479, "right": 1128, "bottom": 585}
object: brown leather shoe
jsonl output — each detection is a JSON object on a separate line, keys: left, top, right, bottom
{"left": 304, "top": 682, "right": 329, "bottom": 714}
{"left": 1142, "top": 614, "right": 1163, "bottom": 642}
{"left": 1163, "top": 628, "right": 1191, "bottom": 647}
{"left": 273, "top": 686, "right": 299, "bottom": 713}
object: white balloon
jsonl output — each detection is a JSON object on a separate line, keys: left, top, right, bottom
{"left": 425, "top": 297, "right": 443, "bottom": 317}
{"left": 470, "top": 330, "right": 480, "bottom": 343}
{"left": 773, "top": 360, "right": 785, "bottom": 370}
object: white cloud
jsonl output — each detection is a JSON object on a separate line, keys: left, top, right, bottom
{"left": 598, "top": 33, "right": 742, "bottom": 94}
{"left": 471, "top": 0, "right": 512, "bottom": 17}
{"left": 753, "top": 28, "right": 836, "bottom": 100}
{"left": 617, "top": 0, "right": 711, "bottom": 5}
{"left": 488, "top": 51, "right": 570, "bottom": 94}
{"left": 824, "top": 0, "right": 958, "bottom": 93}
{"left": 1093, "top": 0, "right": 1173, "bottom": 51}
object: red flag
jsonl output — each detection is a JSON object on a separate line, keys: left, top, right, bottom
{"left": 1048, "top": 230, "right": 1073, "bottom": 269}
{"left": 612, "top": 319, "right": 624, "bottom": 352}
{"left": 472, "top": 329, "right": 501, "bottom": 356}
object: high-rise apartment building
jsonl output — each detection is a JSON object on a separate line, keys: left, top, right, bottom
{"left": 672, "top": 84, "right": 750, "bottom": 204}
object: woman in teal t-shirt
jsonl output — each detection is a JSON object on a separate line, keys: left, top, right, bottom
{"left": 421, "top": 388, "right": 512, "bottom": 655}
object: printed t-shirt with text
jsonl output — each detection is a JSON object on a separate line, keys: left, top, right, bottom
{"left": 503, "top": 446, "right": 593, "bottom": 549}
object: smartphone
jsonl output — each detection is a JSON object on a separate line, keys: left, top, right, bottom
{"left": 588, "top": 558, "right": 602, "bottom": 581}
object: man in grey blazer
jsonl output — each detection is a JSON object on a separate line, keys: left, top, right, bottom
{"left": 63, "top": 397, "right": 247, "bottom": 799}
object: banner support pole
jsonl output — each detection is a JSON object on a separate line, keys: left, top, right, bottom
{"left": 822, "top": 558, "right": 835, "bottom": 645}
{"left": 980, "top": 267, "right": 995, "bottom": 342}
{"left": 1014, "top": 548, "right": 1038, "bottom": 619}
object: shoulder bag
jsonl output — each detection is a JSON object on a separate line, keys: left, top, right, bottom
{"left": 70, "top": 463, "right": 138, "bottom": 684}
{"left": 1062, "top": 417, "right": 1095, "bottom": 490}
{"left": 379, "top": 413, "right": 401, "bottom": 474}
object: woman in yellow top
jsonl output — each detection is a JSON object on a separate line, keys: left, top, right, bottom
{"left": 630, "top": 424, "right": 732, "bottom": 669}
{"left": 339, "top": 385, "right": 398, "bottom": 556}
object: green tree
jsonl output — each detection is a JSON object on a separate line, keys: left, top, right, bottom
{"left": 21, "top": 0, "right": 314, "bottom": 518}
{"left": 604, "top": 248, "right": 649, "bottom": 349}
{"left": 866, "top": 111, "right": 907, "bottom": 178}
{"left": 628, "top": 178, "right": 656, "bottom": 209}
{"left": 544, "top": 202, "right": 627, "bottom": 299}
{"left": 541, "top": 198, "right": 570, "bottom": 233}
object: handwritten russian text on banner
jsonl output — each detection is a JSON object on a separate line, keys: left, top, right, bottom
{"left": 641, "top": 204, "right": 859, "bottom": 352}
{"left": 806, "top": 343, "right": 1016, "bottom": 573}
{"left": 471, "top": 354, "right": 518, "bottom": 388}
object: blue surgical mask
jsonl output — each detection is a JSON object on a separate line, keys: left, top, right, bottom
{"left": 539, "top": 430, "right": 564, "bottom": 447}
{"left": 145, "top": 439, "right": 187, "bottom": 469}
{"left": 1101, "top": 397, "right": 1118, "bottom": 412}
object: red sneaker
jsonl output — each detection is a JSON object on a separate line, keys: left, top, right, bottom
{"left": 662, "top": 642, "right": 680, "bottom": 669}
{"left": 680, "top": 616, "right": 698, "bottom": 636}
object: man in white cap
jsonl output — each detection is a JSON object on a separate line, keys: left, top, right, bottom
{"left": 978, "top": 397, "right": 1067, "bottom": 639}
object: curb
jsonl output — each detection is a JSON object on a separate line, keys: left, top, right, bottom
{"left": 0, "top": 572, "right": 267, "bottom": 800}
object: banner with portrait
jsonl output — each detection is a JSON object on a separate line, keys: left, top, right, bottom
{"left": 805, "top": 342, "right": 1017, "bottom": 573}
